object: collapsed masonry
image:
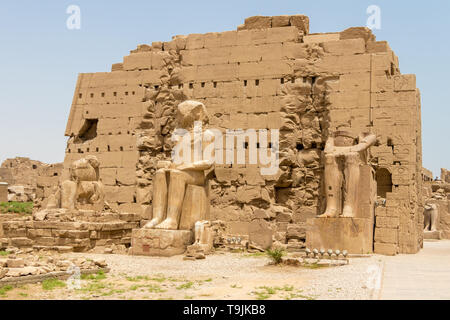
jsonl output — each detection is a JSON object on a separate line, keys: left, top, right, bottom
{"left": 54, "top": 14, "right": 422, "bottom": 255}
{"left": 0, "top": 154, "right": 140, "bottom": 253}
{"left": 0, "top": 157, "right": 62, "bottom": 203}
{"left": 0, "top": 211, "right": 140, "bottom": 253}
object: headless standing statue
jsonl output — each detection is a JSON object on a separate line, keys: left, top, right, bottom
{"left": 424, "top": 202, "right": 438, "bottom": 232}
{"left": 145, "top": 101, "right": 215, "bottom": 230}
{"left": 319, "top": 131, "right": 377, "bottom": 218}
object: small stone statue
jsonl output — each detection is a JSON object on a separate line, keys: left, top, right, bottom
{"left": 194, "top": 220, "right": 212, "bottom": 246}
{"left": 60, "top": 155, "right": 105, "bottom": 210}
{"left": 144, "top": 101, "right": 215, "bottom": 230}
{"left": 184, "top": 220, "right": 214, "bottom": 259}
{"left": 46, "top": 186, "right": 61, "bottom": 209}
{"left": 424, "top": 202, "right": 438, "bottom": 232}
{"left": 319, "top": 131, "right": 377, "bottom": 218}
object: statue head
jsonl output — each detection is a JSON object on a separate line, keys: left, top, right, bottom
{"left": 176, "top": 100, "right": 208, "bottom": 129}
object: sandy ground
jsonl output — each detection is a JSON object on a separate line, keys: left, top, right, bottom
{"left": 379, "top": 240, "right": 450, "bottom": 299}
{"left": 0, "top": 250, "right": 382, "bottom": 300}
{"left": 2, "top": 240, "right": 449, "bottom": 300}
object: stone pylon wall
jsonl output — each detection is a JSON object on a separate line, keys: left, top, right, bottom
{"left": 63, "top": 15, "right": 422, "bottom": 254}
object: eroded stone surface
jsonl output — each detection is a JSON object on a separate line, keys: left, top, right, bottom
{"left": 0, "top": 248, "right": 108, "bottom": 282}
{"left": 306, "top": 217, "right": 374, "bottom": 254}
{"left": 131, "top": 229, "right": 193, "bottom": 257}
{"left": 2, "top": 14, "right": 425, "bottom": 256}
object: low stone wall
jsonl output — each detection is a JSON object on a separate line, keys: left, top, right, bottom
{"left": 0, "top": 212, "right": 141, "bottom": 252}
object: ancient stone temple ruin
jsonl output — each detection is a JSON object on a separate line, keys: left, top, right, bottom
{"left": 422, "top": 167, "right": 450, "bottom": 240}
{"left": 0, "top": 157, "right": 62, "bottom": 203}
{"left": 4, "top": 14, "right": 423, "bottom": 256}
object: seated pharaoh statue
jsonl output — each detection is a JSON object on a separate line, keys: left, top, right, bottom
{"left": 144, "top": 100, "right": 215, "bottom": 230}
{"left": 319, "top": 131, "right": 377, "bottom": 218}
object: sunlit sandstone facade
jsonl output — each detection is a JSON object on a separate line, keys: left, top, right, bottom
{"left": 62, "top": 15, "right": 423, "bottom": 255}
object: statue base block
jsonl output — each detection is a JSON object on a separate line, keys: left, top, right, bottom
{"left": 306, "top": 217, "right": 373, "bottom": 254}
{"left": 423, "top": 230, "right": 442, "bottom": 240}
{"left": 131, "top": 229, "right": 194, "bottom": 257}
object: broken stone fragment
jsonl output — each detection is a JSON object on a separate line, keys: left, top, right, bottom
{"left": 0, "top": 267, "right": 7, "bottom": 279}
{"left": 113, "top": 244, "right": 127, "bottom": 255}
{"left": 57, "top": 246, "right": 73, "bottom": 253}
{"left": 276, "top": 211, "right": 293, "bottom": 223}
{"left": 340, "top": 27, "right": 375, "bottom": 43}
{"left": 21, "top": 266, "right": 40, "bottom": 276}
{"left": 6, "top": 266, "right": 39, "bottom": 277}
{"left": 6, "top": 268, "right": 21, "bottom": 277}
{"left": 195, "top": 252, "right": 206, "bottom": 260}
{"left": 249, "top": 219, "right": 274, "bottom": 250}
{"left": 6, "top": 247, "right": 19, "bottom": 254}
{"left": 33, "top": 209, "right": 49, "bottom": 221}
{"left": 271, "top": 241, "right": 288, "bottom": 251}
{"left": 252, "top": 208, "right": 271, "bottom": 220}
{"left": 103, "top": 248, "right": 114, "bottom": 254}
{"left": 286, "top": 224, "right": 306, "bottom": 240}
{"left": 183, "top": 256, "right": 196, "bottom": 261}
{"left": 72, "top": 258, "right": 86, "bottom": 266}
{"left": 41, "top": 266, "right": 52, "bottom": 273}
{"left": 289, "top": 15, "right": 310, "bottom": 34}
{"left": 93, "top": 258, "right": 107, "bottom": 268}
{"left": 56, "top": 260, "right": 72, "bottom": 271}
{"left": 243, "top": 16, "right": 272, "bottom": 30}
{"left": 6, "top": 258, "right": 25, "bottom": 268}
{"left": 281, "top": 256, "right": 301, "bottom": 266}
{"left": 286, "top": 239, "right": 305, "bottom": 252}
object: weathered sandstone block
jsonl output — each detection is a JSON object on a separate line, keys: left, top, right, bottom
{"left": 131, "top": 229, "right": 193, "bottom": 257}
{"left": 306, "top": 218, "right": 373, "bottom": 254}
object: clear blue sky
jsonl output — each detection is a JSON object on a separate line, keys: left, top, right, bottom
{"left": 0, "top": 1, "right": 448, "bottom": 177}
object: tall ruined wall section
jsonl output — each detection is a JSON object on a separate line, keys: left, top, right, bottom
{"left": 63, "top": 63, "right": 146, "bottom": 213}
{"left": 130, "top": 16, "right": 331, "bottom": 251}
{"left": 312, "top": 27, "right": 423, "bottom": 254}
{"left": 63, "top": 15, "right": 422, "bottom": 254}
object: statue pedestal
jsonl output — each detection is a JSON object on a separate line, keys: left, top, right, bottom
{"left": 306, "top": 217, "right": 374, "bottom": 254}
{"left": 131, "top": 229, "right": 194, "bottom": 257}
{"left": 423, "top": 230, "right": 442, "bottom": 240}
